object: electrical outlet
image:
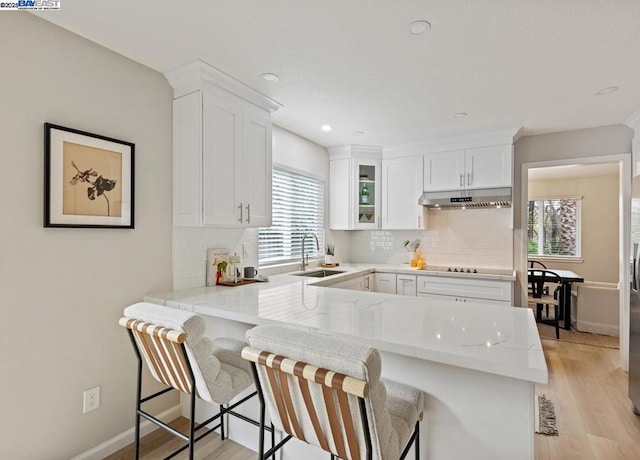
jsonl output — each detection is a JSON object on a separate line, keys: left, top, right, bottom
{"left": 83, "top": 386, "right": 100, "bottom": 414}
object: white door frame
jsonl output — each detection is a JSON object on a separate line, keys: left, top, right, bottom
{"left": 520, "top": 153, "right": 631, "bottom": 370}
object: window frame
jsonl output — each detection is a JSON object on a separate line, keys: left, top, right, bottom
{"left": 258, "top": 165, "right": 325, "bottom": 267}
{"left": 527, "top": 195, "right": 583, "bottom": 261}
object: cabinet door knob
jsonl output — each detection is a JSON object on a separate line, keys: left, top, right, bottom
{"left": 246, "top": 204, "right": 251, "bottom": 224}
{"left": 238, "top": 203, "right": 244, "bottom": 223}
{"left": 459, "top": 173, "right": 463, "bottom": 188}
{"left": 467, "top": 172, "right": 472, "bottom": 186}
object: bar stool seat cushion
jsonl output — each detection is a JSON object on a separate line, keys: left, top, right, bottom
{"left": 385, "top": 379, "right": 425, "bottom": 450}
{"left": 124, "top": 302, "right": 252, "bottom": 405}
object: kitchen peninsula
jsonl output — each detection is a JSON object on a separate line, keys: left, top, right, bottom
{"left": 145, "top": 266, "right": 546, "bottom": 460}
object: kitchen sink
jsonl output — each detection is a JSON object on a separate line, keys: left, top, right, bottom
{"left": 292, "top": 269, "right": 345, "bottom": 278}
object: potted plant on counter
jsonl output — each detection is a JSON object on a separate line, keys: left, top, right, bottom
{"left": 325, "top": 244, "right": 336, "bottom": 265}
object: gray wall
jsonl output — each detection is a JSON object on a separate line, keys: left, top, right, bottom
{"left": 0, "top": 13, "right": 174, "bottom": 458}
{"left": 513, "top": 124, "right": 633, "bottom": 305}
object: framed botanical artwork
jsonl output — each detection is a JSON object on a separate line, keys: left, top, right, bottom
{"left": 44, "top": 123, "right": 135, "bottom": 228}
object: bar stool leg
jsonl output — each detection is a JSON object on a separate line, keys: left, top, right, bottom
{"left": 219, "top": 404, "right": 226, "bottom": 440}
{"left": 415, "top": 421, "right": 420, "bottom": 459}
{"left": 271, "top": 423, "right": 275, "bottom": 460}
{"left": 189, "top": 392, "right": 196, "bottom": 460}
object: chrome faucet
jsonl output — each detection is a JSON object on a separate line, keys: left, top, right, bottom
{"left": 301, "top": 233, "right": 320, "bottom": 271}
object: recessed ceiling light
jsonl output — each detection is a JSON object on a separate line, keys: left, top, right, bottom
{"left": 409, "top": 20, "right": 431, "bottom": 35}
{"left": 260, "top": 72, "right": 279, "bottom": 82}
{"left": 453, "top": 112, "right": 468, "bottom": 118}
{"left": 321, "top": 125, "right": 333, "bottom": 132}
{"left": 595, "top": 86, "right": 619, "bottom": 96}
{"left": 353, "top": 130, "right": 365, "bottom": 136}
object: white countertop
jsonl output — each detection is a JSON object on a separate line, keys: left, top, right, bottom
{"left": 146, "top": 266, "right": 546, "bottom": 384}
{"left": 323, "top": 263, "right": 516, "bottom": 281}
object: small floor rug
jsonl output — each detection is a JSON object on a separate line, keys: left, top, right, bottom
{"left": 535, "top": 394, "right": 558, "bottom": 436}
{"left": 536, "top": 323, "right": 619, "bottom": 349}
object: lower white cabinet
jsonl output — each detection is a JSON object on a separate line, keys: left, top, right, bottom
{"left": 363, "top": 274, "right": 373, "bottom": 292}
{"left": 374, "top": 273, "right": 397, "bottom": 294}
{"left": 416, "top": 276, "right": 513, "bottom": 305}
{"left": 396, "top": 274, "right": 417, "bottom": 297}
{"left": 331, "top": 276, "right": 365, "bottom": 291}
{"left": 324, "top": 270, "right": 513, "bottom": 304}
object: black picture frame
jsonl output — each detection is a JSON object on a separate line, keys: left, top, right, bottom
{"left": 44, "top": 123, "right": 135, "bottom": 228}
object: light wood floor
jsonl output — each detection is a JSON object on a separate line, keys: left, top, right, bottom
{"left": 108, "top": 335, "right": 640, "bottom": 460}
{"left": 105, "top": 417, "right": 254, "bottom": 460}
{"left": 535, "top": 337, "right": 640, "bottom": 459}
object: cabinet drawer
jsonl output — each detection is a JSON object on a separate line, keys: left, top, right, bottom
{"left": 416, "top": 276, "right": 513, "bottom": 303}
{"left": 417, "top": 292, "right": 512, "bottom": 306}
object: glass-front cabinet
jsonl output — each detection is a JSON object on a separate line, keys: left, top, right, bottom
{"left": 328, "top": 145, "right": 382, "bottom": 230}
{"left": 355, "top": 161, "right": 380, "bottom": 229}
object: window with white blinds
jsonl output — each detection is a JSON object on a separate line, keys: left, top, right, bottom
{"left": 259, "top": 167, "right": 324, "bottom": 265}
{"left": 527, "top": 197, "right": 582, "bottom": 258}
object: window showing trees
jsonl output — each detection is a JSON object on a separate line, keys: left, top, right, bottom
{"left": 528, "top": 198, "right": 581, "bottom": 257}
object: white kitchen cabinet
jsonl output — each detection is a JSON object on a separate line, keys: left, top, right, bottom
{"left": 423, "top": 145, "right": 512, "bottom": 192}
{"left": 416, "top": 275, "right": 513, "bottom": 305}
{"left": 373, "top": 272, "right": 397, "bottom": 294}
{"left": 328, "top": 146, "right": 382, "bottom": 230}
{"left": 423, "top": 150, "right": 465, "bottom": 192}
{"left": 331, "top": 276, "right": 365, "bottom": 291}
{"left": 363, "top": 274, "right": 373, "bottom": 292}
{"left": 464, "top": 145, "right": 512, "bottom": 189}
{"left": 382, "top": 155, "right": 425, "bottom": 229}
{"left": 241, "top": 104, "right": 272, "bottom": 226}
{"left": 417, "top": 292, "right": 510, "bottom": 306}
{"left": 168, "top": 60, "right": 279, "bottom": 228}
{"left": 396, "top": 274, "right": 417, "bottom": 297}
{"left": 329, "top": 159, "right": 350, "bottom": 230}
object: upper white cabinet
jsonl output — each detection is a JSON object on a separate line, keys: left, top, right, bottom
{"left": 423, "top": 145, "right": 512, "bottom": 192}
{"left": 382, "top": 155, "right": 424, "bottom": 229}
{"left": 423, "top": 150, "right": 465, "bottom": 192}
{"left": 328, "top": 145, "right": 382, "bottom": 230}
{"left": 167, "top": 60, "right": 280, "bottom": 227}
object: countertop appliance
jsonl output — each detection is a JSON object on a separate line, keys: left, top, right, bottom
{"left": 629, "top": 176, "right": 640, "bottom": 414}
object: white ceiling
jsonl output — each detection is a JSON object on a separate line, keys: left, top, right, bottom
{"left": 35, "top": 0, "right": 640, "bottom": 148}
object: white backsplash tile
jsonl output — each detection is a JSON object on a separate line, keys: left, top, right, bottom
{"left": 348, "top": 208, "right": 513, "bottom": 269}
{"left": 173, "top": 209, "right": 512, "bottom": 288}
{"left": 173, "top": 227, "right": 258, "bottom": 289}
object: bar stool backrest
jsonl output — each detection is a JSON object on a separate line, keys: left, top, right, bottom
{"left": 120, "top": 302, "right": 220, "bottom": 403}
{"left": 245, "top": 325, "right": 405, "bottom": 460}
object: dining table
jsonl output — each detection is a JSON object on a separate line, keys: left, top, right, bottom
{"left": 528, "top": 268, "right": 584, "bottom": 330}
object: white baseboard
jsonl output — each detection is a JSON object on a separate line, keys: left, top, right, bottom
{"left": 71, "top": 404, "right": 181, "bottom": 460}
{"left": 575, "top": 320, "right": 620, "bottom": 337}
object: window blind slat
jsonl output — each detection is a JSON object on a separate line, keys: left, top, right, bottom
{"left": 259, "top": 167, "right": 325, "bottom": 264}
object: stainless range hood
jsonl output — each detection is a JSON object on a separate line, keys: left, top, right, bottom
{"left": 418, "top": 187, "right": 512, "bottom": 209}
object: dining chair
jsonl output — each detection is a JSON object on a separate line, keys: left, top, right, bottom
{"left": 528, "top": 260, "right": 547, "bottom": 269}
{"left": 527, "top": 260, "right": 549, "bottom": 295}
{"left": 119, "top": 302, "right": 272, "bottom": 459}
{"left": 527, "top": 269, "right": 563, "bottom": 339}
{"left": 242, "top": 324, "right": 426, "bottom": 459}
